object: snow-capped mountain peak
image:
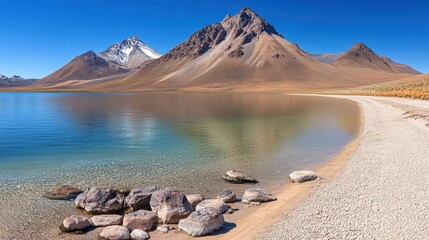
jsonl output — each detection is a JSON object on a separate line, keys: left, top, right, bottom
{"left": 100, "top": 36, "right": 161, "bottom": 68}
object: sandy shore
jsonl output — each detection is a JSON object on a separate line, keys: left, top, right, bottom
{"left": 261, "top": 96, "right": 429, "bottom": 239}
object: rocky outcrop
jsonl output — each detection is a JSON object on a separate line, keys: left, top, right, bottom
{"left": 289, "top": 170, "right": 320, "bottom": 183}
{"left": 75, "top": 188, "right": 124, "bottom": 214}
{"left": 90, "top": 215, "right": 123, "bottom": 227}
{"left": 222, "top": 170, "right": 258, "bottom": 184}
{"left": 130, "top": 229, "right": 150, "bottom": 240}
{"left": 99, "top": 225, "right": 130, "bottom": 240}
{"left": 196, "top": 199, "right": 229, "bottom": 213}
{"left": 242, "top": 188, "right": 277, "bottom": 203}
{"left": 59, "top": 215, "right": 91, "bottom": 233}
{"left": 43, "top": 185, "right": 83, "bottom": 200}
{"left": 186, "top": 194, "right": 205, "bottom": 209}
{"left": 217, "top": 189, "right": 236, "bottom": 203}
{"left": 123, "top": 210, "right": 158, "bottom": 231}
{"left": 178, "top": 207, "right": 225, "bottom": 237}
{"left": 125, "top": 186, "right": 162, "bottom": 211}
{"left": 149, "top": 189, "right": 193, "bottom": 223}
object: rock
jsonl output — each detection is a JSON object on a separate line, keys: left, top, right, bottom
{"left": 186, "top": 194, "right": 205, "bottom": 209}
{"left": 222, "top": 170, "right": 258, "bottom": 184}
{"left": 150, "top": 189, "right": 193, "bottom": 223}
{"left": 217, "top": 189, "right": 236, "bottom": 203}
{"left": 157, "top": 224, "right": 170, "bottom": 233}
{"left": 90, "top": 215, "right": 123, "bottom": 227}
{"left": 289, "top": 170, "right": 320, "bottom": 183}
{"left": 130, "top": 229, "right": 150, "bottom": 240}
{"left": 59, "top": 215, "right": 91, "bottom": 233}
{"left": 242, "top": 188, "right": 277, "bottom": 203}
{"left": 196, "top": 199, "right": 229, "bottom": 213}
{"left": 99, "top": 225, "right": 130, "bottom": 240}
{"left": 125, "top": 186, "right": 162, "bottom": 211}
{"left": 178, "top": 207, "right": 225, "bottom": 237}
{"left": 75, "top": 187, "right": 124, "bottom": 214}
{"left": 246, "top": 201, "right": 262, "bottom": 207}
{"left": 43, "top": 185, "right": 83, "bottom": 200}
{"left": 123, "top": 210, "right": 158, "bottom": 231}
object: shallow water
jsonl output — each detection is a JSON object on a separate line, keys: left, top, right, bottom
{"left": 0, "top": 92, "right": 359, "bottom": 239}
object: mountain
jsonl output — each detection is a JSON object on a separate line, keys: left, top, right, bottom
{"left": 0, "top": 74, "right": 36, "bottom": 87}
{"left": 99, "top": 36, "right": 161, "bottom": 68}
{"left": 39, "top": 36, "right": 160, "bottom": 84}
{"left": 310, "top": 53, "right": 345, "bottom": 64}
{"left": 331, "top": 43, "right": 420, "bottom": 74}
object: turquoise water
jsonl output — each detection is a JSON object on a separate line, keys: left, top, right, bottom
{"left": 0, "top": 92, "right": 359, "bottom": 239}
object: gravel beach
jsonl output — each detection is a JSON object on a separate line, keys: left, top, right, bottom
{"left": 261, "top": 96, "right": 429, "bottom": 240}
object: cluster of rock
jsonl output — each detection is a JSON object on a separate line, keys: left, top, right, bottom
{"left": 50, "top": 169, "right": 320, "bottom": 239}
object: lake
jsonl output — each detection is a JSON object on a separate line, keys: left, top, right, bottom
{"left": 0, "top": 92, "right": 359, "bottom": 239}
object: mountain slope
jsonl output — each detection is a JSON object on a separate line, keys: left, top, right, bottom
{"left": 0, "top": 74, "right": 36, "bottom": 87}
{"left": 310, "top": 53, "right": 345, "bottom": 64}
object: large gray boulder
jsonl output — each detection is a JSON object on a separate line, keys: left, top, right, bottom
{"left": 186, "top": 194, "right": 205, "bottom": 209}
{"left": 90, "top": 215, "right": 123, "bottom": 227}
{"left": 242, "top": 188, "right": 277, "bottom": 203}
{"left": 75, "top": 187, "right": 124, "bottom": 214}
{"left": 196, "top": 199, "right": 229, "bottom": 213}
{"left": 289, "top": 170, "right": 320, "bottom": 183}
{"left": 178, "top": 207, "right": 224, "bottom": 237}
{"left": 123, "top": 210, "right": 158, "bottom": 231}
{"left": 99, "top": 225, "right": 130, "bottom": 240}
{"left": 59, "top": 215, "right": 91, "bottom": 233}
{"left": 217, "top": 189, "right": 236, "bottom": 203}
{"left": 150, "top": 189, "right": 193, "bottom": 223}
{"left": 125, "top": 186, "right": 162, "bottom": 211}
{"left": 222, "top": 170, "right": 258, "bottom": 184}
{"left": 43, "top": 185, "right": 83, "bottom": 200}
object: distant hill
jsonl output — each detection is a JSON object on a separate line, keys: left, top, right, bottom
{"left": 0, "top": 74, "right": 36, "bottom": 87}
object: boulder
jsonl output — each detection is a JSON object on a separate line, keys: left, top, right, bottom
{"left": 90, "top": 215, "right": 123, "bottom": 227}
{"left": 59, "top": 215, "right": 91, "bottom": 233}
{"left": 150, "top": 189, "right": 193, "bottom": 223}
{"left": 130, "top": 229, "right": 150, "bottom": 240}
{"left": 186, "top": 194, "right": 204, "bottom": 209}
{"left": 75, "top": 187, "right": 124, "bottom": 214}
{"left": 99, "top": 225, "right": 130, "bottom": 240}
{"left": 217, "top": 189, "right": 236, "bottom": 203}
{"left": 43, "top": 185, "right": 83, "bottom": 200}
{"left": 123, "top": 210, "right": 157, "bottom": 231}
{"left": 196, "top": 199, "right": 229, "bottom": 213}
{"left": 222, "top": 170, "right": 258, "bottom": 184}
{"left": 242, "top": 188, "right": 277, "bottom": 203}
{"left": 125, "top": 186, "right": 162, "bottom": 211}
{"left": 289, "top": 170, "right": 319, "bottom": 183}
{"left": 178, "top": 207, "right": 224, "bottom": 237}
{"left": 157, "top": 224, "right": 173, "bottom": 233}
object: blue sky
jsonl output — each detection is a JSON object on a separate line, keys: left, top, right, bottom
{"left": 0, "top": 0, "right": 428, "bottom": 78}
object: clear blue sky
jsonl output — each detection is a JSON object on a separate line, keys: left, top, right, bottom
{"left": 0, "top": 0, "right": 428, "bottom": 78}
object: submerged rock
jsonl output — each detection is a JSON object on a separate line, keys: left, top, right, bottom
{"left": 178, "top": 207, "right": 224, "bottom": 237}
{"left": 222, "top": 170, "right": 258, "bottom": 184}
{"left": 242, "top": 188, "right": 277, "bottom": 203}
{"left": 289, "top": 170, "right": 320, "bottom": 183}
{"left": 196, "top": 199, "right": 229, "bottom": 213}
{"left": 99, "top": 225, "right": 130, "bottom": 240}
{"left": 43, "top": 185, "right": 83, "bottom": 200}
{"left": 186, "top": 194, "right": 205, "bottom": 209}
{"left": 130, "top": 229, "right": 150, "bottom": 240}
{"left": 217, "top": 189, "right": 237, "bottom": 203}
{"left": 59, "top": 215, "right": 91, "bottom": 233}
{"left": 125, "top": 186, "right": 162, "bottom": 211}
{"left": 75, "top": 187, "right": 124, "bottom": 214}
{"left": 150, "top": 189, "right": 193, "bottom": 223}
{"left": 90, "top": 214, "right": 123, "bottom": 227}
{"left": 123, "top": 210, "right": 158, "bottom": 231}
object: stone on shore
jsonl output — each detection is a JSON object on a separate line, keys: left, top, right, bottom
{"left": 222, "top": 170, "right": 258, "bottom": 184}
{"left": 59, "top": 215, "right": 91, "bottom": 233}
{"left": 242, "top": 188, "right": 277, "bottom": 203}
{"left": 75, "top": 187, "right": 124, "bottom": 214}
{"left": 150, "top": 189, "right": 193, "bottom": 224}
{"left": 43, "top": 185, "right": 83, "bottom": 200}
{"left": 217, "top": 189, "right": 237, "bottom": 203}
{"left": 130, "top": 229, "right": 150, "bottom": 240}
{"left": 157, "top": 224, "right": 174, "bottom": 233}
{"left": 90, "top": 215, "right": 123, "bottom": 227}
{"left": 186, "top": 194, "right": 205, "bottom": 209}
{"left": 123, "top": 210, "right": 158, "bottom": 231}
{"left": 196, "top": 199, "right": 229, "bottom": 213}
{"left": 289, "top": 170, "right": 320, "bottom": 183}
{"left": 125, "top": 186, "right": 162, "bottom": 211}
{"left": 178, "top": 207, "right": 225, "bottom": 237}
{"left": 99, "top": 225, "right": 130, "bottom": 240}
